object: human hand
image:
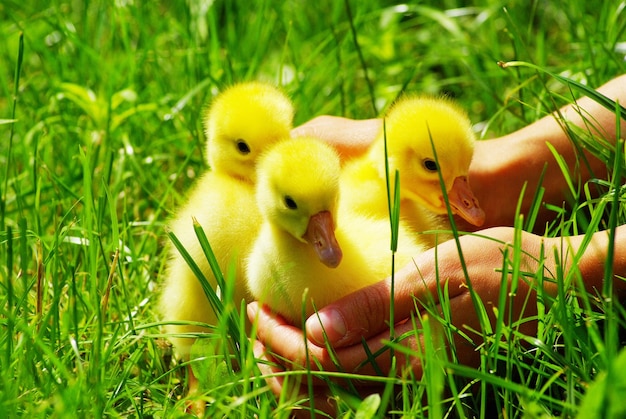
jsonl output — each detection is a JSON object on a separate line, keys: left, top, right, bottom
{"left": 248, "top": 227, "right": 557, "bottom": 403}
{"left": 291, "top": 115, "right": 382, "bottom": 161}
{"left": 290, "top": 85, "right": 626, "bottom": 232}
{"left": 290, "top": 115, "right": 523, "bottom": 230}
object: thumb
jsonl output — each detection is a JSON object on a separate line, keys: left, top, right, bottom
{"left": 305, "top": 263, "right": 426, "bottom": 347}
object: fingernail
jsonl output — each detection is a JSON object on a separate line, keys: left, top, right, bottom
{"left": 306, "top": 308, "right": 346, "bottom": 346}
{"left": 246, "top": 302, "right": 258, "bottom": 322}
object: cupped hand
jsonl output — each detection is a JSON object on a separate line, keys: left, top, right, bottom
{"left": 290, "top": 115, "right": 548, "bottom": 230}
{"left": 249, "top": 227, "right": 557, "bottom": 397}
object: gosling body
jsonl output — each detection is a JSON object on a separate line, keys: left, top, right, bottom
{"left": 246, "top": 138, "right": 424, "bottom": 324}
{"left": 160, "top": 81, "right": 294, "bottom": 357}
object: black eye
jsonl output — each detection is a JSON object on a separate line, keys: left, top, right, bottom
{"left": 284, "top": 195, "right": 298, "bottom": 210}
{"left": 423, "top": 159, "right": 438, "bottom": 172}
{"left": 236, "top": 139, "right": 251, "bottom": 154}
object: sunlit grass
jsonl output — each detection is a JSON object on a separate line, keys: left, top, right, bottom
{"left": 1, "top": 0, "right": 625, "bottom": 417}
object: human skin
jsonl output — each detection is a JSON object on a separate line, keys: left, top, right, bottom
{"left": 251, "top": 74, "right": 626, "bottom": 411}
{"left": 247, "top": 224, "right": 626, "bottom": 415}
{"left": 292, "top": 75, "right": 626, "bottom": 231}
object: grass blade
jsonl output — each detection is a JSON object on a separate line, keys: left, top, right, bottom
{"left": 166, "top": 230, "right": 224, "bottom": 323}
{"left": 1, "top": 32, "right": 23, "bottom": 230}
{"left": 427, "top": 123, "right": 492, "bottom": 337}
{"left": 344, "top": 0, "right": 377, "bottom": 116}
{"left": 500, "top": 60, "right": 626, "bottom": 119}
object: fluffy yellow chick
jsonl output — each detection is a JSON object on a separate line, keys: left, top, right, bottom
{"left": 204, "top": 82, "right": 294, "bottom": 181}
{"left": 160, "top": 81, "right": 293, "bottom": 362}
{"left": 341, "top": 96, "right": 485, "bottom": 245}
{"left": 246, "top": 137, "right": 424, "bottom": 324}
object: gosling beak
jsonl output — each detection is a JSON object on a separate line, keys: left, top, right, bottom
{"left": 302, "top": 210, "right": 343, "bottom": 268}
{"left": 446, "top": 176, "right": 485, "bottom": 227}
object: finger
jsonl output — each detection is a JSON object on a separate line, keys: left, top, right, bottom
{"left": 250, "top": 301, "right": 399, "bottom": 376}
{"left": 250, "top": 306, "right": 369, "bottom": 418}
{"left": 249, "top": 302, "right": 332, "bottom": 370}
{"left": 305, "top": 256, "right": 443, "bottom": 348}
{"left": 291, "top": 116, "right": 380, "bottom": 161}
{"left": 252, "top": 339, "right": 286, "bottom": 396}
{"left": 348, "top": 291, "right": 484, "bottom": 378}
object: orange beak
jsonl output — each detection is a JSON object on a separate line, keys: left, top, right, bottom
{"left": 302, "top": 210, "right": 343, "bottom": 268}
{"left": 446, "top": 176, "right": 485, "bottom": 227}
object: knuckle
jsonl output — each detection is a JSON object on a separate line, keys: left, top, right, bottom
{"left": 343, "top": 283, "right": 390, "bottom": 340}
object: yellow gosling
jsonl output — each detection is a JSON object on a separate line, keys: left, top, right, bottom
{"left": 341, "top": 96, "right": 485, "bottom": 246}
{"left": 246, "top": 137, "right": 424, "bottom": 324}
{"left": 159, "top": 81, "right": 293, "bottom": 411}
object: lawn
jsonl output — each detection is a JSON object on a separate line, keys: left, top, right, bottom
{"left": 1, "top": 0, "right": 625, "bottom": 417}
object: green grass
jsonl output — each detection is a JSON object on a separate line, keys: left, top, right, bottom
{"left": 1, "top": 0, "right": 625, "bottom": 417}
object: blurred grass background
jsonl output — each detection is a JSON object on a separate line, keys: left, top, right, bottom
{"left": 0, "top": 0, "right": 625, "bottom": 417}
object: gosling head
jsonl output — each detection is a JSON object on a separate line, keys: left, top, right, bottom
{"left": 373, "top": 96, "right": 485, "bottom": 226}
{"left": 204, "top": 82, "right": 294, "bottom": 182}
{"left": 256, "top": 138, "right": 343, "bottom": 268}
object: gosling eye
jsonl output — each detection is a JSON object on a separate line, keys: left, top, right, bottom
{"left": 235, "top": 139, "right": 251, "bottom": 155}
{"left": 423, "top": 159, "right": 438, "bottom": 172}
{"left": 284, "top": 195, "right": 298, "bottom": 210}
